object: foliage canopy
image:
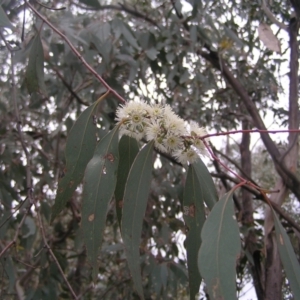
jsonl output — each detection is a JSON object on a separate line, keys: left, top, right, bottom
{"left": 0, "top": 1, "right": 300, "bottom": 299}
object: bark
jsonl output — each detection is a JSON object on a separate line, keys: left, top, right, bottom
{"left": 240, "top": 120, "right": 264, "bottom": 300}
{"left": 264, "top": 16, "right": 299, "bottom": 299}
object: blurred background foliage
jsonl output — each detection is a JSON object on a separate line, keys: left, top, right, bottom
{"left": 0, "top": 0, "right": 299, "bottom": 299}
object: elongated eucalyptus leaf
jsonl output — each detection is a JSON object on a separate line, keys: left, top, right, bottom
{"left": 192, "top": 157, "right": 218, "bottom": 210}
{"left": 272, "top": 210, "right": 300, "bottom": 298}
{"left": 51, "top": 102, "right": 99, "bottom": 221}
{"left": 198, "top": 191, "right": 241, "bottom": 300}
{"left": 25, "top": 34, "right": 46, "bottom": 94}
{"left": 114, "top": 135, "right": 139, "bottom": 227}
{"left": 121, "top": 141, "right": 154, "bottom": 300}
{"left": 183, "top": 165, "right": 206, "bottom": 300}
{"left": 82, "top": 126, "right": 119, "bottom": 280}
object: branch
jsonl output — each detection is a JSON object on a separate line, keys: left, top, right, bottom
{"left": 286, "top": 17, "right": 299, "bottom": 169}
{"left": 203, "top": 128, "right": 300, "bottom": 139}
{"left": 51, "top": 66, "right": 89, "bottom": 106}
{"left": 210, "top": 146, "right": 241, "bottom": 211}
{"left": 200, "top": 50, "right": 300, "bottom": 200}
{"left": 211, "top": 172, "right": 300, "bottom": 233}
{"left": 70, "top": 1, "right": 160, "bottom": 29}
{"left": 212, "top": 145, "right": 257, "bottom": 183}
{"left": 26, "top": 1, "right": 126, "bottom": 104}
{"left": 0, "top": 198, "right": 27, "bottom": 230}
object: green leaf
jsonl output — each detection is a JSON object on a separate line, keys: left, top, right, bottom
{"left": 82, "top": 126, "right": 120, "bottom": 280}
{"left": 25, "top": 34, "right": 46, "bottom": 94}
{"left": 192, "top": 157, "right": 218, "bottom": 210}
{"left": 198, "top": 191, "right": 241, "bottom": 300}
{"left": 121, "top": 141, "right": 154, "bottom": 300}
{"left": 169, "top": 262, "right": 188, "bottom": 286}
{"left": 145, "top": 48, "right": 158, "bottom": 60}
{"left": 183, "top": 165, "right": 206, "bottom": 300}
{"left": 114, "top": 135, "right": 139, "bottom": 227}
{"left": 272, "top": 210, "right": 300, "bottom": 298}
{"left": 0, "top": 5, "right": 14, "bottom": 29}
{"left": 121, "top": 22, "right": 140, "bottom": 50}
{"left": 51, "top": 101, "right": 99, "bottom": 221}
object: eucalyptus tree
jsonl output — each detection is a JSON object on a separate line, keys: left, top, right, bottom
{"left": 0, "top": 0, "right": 299, "bottom": 299}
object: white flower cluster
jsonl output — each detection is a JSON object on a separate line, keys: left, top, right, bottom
{"left": 115, "top": 101, "right": 208, "bottom": 165}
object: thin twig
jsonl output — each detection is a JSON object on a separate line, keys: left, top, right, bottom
{"left": 201, "top": 128, "right": 300, "bottom": 140}
{"left": 26, "top": 1, "right": 126, "bottom": 104}
{"left": 36, "top": 209, "right": 78, "bottom": 299}
{"left": 34, "top": 0, "right": 66, "bottom": 11}
{"left": 0, "top": 241, "right": 14, "bottom": 258}
{"left": 0, "top": 206, "right": 31, "bottom": 258}
{"left": 212, "top": 145, "right": 258, "bottom": 184}
{"left": 77, "top": 283, "right": 94, "bottom": 299}
{"left": 211, "top": 171, "right": 300, "bottom": 233}
{"left": 203, "top": 139, "right": 247, "bottom": 184}
{"left": 0, "top": 198, "right": 28, "bottom": 229}
{"left": 51, "top": 66, "right": 89, "bottom": 106}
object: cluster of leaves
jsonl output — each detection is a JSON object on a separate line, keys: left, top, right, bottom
{"left": 49, "top": 93, "right": 300, "bottom": 299}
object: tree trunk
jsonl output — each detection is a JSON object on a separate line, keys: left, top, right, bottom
{"left": 264, "top": 16, "right": 299, "bottom": 300}
{"left": 240, "top": 120, "right": 264, "bottom": 300}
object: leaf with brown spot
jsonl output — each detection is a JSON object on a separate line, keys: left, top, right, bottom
{"left": 82, "top": 126, "right": 119, "bottom": 280}
{"left": 183, "top": 164, "right": 206, "bottom": 300}
{"left": 121, "top": 141, "right": 154, "bottom": 300}
{"left": 198, "top": 190, "right": 241, "bottom": 300}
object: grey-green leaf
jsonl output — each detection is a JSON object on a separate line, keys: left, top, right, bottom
{"left": 121, "top": 23, "right": 140, "bottom": 50}
{"left": 198, "top": 191, "right": 241, "bottom": 300}
{"left": 82, "top": 126, "right": 120, "bottom": 280}
{"left": 114, "top": 135, "right": 139, "bottom": 227}
{"left": 183, "top": 165, "right": 206, "bottom": 300}
{"left": 145, "top": 48, "right": 158, "bottom": 60}
{"left": 51, "top": 101, "right": 99, "bottom": 221}
{"left": 0, "top": 5, "right": 14, "bottom": 29}
{"left": 121, "top": 141, "right": 154, "bottom": 300}
{"left": 272, "top": 210, "right": 300, "bottom": 298}
{"left": 25, "top": 34, "right": 46, "bottom": 94}
{"left": 192, "top": 157, "right": 218, "bottom": 210}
